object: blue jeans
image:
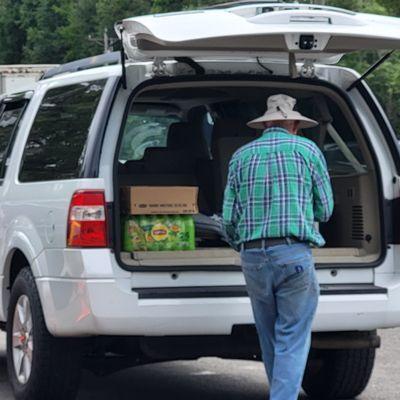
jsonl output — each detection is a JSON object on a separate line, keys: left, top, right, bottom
{"left": 241, "top": 242, "right": 319, "bottom": 400}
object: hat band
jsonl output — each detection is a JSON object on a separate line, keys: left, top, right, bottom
{"left": 277, "top": 106, "right": 288, "bottom": 119}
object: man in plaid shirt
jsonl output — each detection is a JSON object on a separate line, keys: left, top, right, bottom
{"left": 223, "top": 94, "right": 333, "bottom": 400}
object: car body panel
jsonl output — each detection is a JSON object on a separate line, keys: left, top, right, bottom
{"left": 34, "top": 264, "right": 400, "bottom": 337}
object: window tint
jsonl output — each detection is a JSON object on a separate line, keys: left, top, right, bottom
{"left": 214, "top": 96, "right": 367, "bottom": 176}
{"left": 320, "top": 99, "right": 367, "bottom": 176}
{"left": 119, "top": 106, "right": 181, "bottom": 161}
{"left": 0, "top": 101, "right": 26, "bottom": 179}
{"left": 321, "top": 130, "right": 367, "bottom": 176}
{"left": 19, "top": 80, "right": 106, "bottom": 182}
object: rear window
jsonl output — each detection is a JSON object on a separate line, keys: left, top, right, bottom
{"left": 217, "top": 96, "right": 367, "bottom": 176}
{"left": 19, "top": 80, "right": 106, "bottom": 182}
{"left": 119, "top": 104, "right": 182, "bottom": 162}
{"left": 0, "top": 101, "right": 26, "bottom": 179}
{"left": 316, "top": 98, "right": 367, "bottom": 176}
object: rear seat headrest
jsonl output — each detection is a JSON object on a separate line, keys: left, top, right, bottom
{"left": 167, "top": 122, "right": 209, "bottom": 159}
{"left": 211, "top": 118, "right": 257, "bottom": 154}
{"left": 212, "top": 118, "right": 256, "bottom": 140}
{"left": 167, "top": 122, "right": 193, "bottom": 149}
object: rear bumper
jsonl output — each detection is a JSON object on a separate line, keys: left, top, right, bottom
{"left": 36, "top": 276, "right": 400, "bottom": 337}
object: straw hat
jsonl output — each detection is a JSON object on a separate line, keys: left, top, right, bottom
{"left": 247, "top": 94, "right": 318, "bottom": 130}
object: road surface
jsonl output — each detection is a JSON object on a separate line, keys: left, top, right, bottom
{"left": 0, "top": 329, "right": 398, "bottom": 399}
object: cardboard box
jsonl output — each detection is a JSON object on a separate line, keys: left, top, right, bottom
{"left": 122, "top": 186, "right": 199, "bottom": 215}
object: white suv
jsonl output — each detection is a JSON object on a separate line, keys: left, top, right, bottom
{"left": 1, "top": 3, "right": 400, "bottom": 399}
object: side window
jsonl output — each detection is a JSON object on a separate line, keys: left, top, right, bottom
{"left": 19, "top": 80, "right": 106, "bottom": 182}
{"left": 0, "top": 100, "right": 26, "bottom": 180}
{"left": 321, "top": 126, "right": 367, "bottom": 176}
{"left": 119, "top": 105, "right": 182, "bottom": 162}
{"left": 320, "top": 100, "right": 367, "bottom": 176}
{"left": 302, "top": 98, "right": 367, "bottom": 176}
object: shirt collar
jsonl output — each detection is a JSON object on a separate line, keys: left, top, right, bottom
{"left": 262, "top": 127, "right": 291, "bottom": 137}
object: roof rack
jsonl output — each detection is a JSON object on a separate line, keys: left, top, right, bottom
{"left": 206, "top": 0, "right": 276, "bottom": 8}
{"left": 206, "top": 1, "right": 355, "bottom": 15}
{"left": 41, "top": 51, "right": 120, "bottom": 80}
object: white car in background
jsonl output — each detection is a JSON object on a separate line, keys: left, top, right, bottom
{"left": 1, "top": 2, "right": 400, "bottom": 399}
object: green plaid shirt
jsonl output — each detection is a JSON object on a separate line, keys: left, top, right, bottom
{"left": 222, "top": 127, "right": 334, "bottom": 249}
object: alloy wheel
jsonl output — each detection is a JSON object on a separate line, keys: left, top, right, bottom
{"left": 12, "top": 294, "right": 33, "bottom": 385}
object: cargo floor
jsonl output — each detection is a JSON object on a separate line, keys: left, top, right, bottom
{"left": 121, "top": 247, "right": 378, "bottom": 267}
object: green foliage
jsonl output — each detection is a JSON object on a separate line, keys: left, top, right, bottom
{"left": 151, "top": 0, "right": 225, "bottom": 12}
{"left": 19, "top": 0, "right": 69, "bottom": 63}
{"left": 0, "top": 0, "right": 25, "bottom": 64}
{"left": 57, "top": 0, "right": 98, "bottom": 61}
{"left": 96, "top": 0, "right": 152, "bottom": 37}
{"left": 377, "top": 0, "right": 400, "bottom": 15}
{"left": 151, "top": 0, "right": 186, "bottom": 12}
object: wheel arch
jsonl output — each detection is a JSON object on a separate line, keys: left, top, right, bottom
{"left": 1, "top": 248, "right": 35, "bottom": 322}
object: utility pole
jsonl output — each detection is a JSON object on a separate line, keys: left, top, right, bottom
{"left": 88, "top": 28, "right": 118, "bottom": 53}
{"left": 103, "top": 28, "right": 109, "bottom": 53}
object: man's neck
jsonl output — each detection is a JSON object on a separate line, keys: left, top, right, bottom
{"left": 263, "top": 126, "right": 297, "bottom": 135}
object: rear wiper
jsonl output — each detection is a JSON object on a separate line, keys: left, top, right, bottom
{"left": 346, "top": 50, "right": 395, "bottom": 92}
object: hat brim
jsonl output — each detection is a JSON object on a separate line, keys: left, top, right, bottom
{"left": 247, "top": 112, "right": 319, "bottom": 130}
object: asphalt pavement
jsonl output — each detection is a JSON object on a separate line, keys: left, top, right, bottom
{"left": 0, "top": 329, "right": 399, "bottom": 399}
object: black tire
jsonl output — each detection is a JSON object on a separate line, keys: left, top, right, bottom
{"left": 6, "top": 267, "right": 82, "bottom": 400}
{"left": 302, "top": 347, "right": 376, "bottom": 399}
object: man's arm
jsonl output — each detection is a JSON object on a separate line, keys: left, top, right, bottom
{"left": 311, "top": 149, "right": 334, "bottom": 223}
{"left": 222, "top": 159, "right": 240, "bottom": 250}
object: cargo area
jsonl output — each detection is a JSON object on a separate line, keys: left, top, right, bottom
{"left": 116, "top": 79, "right": 381, "bottom": 268}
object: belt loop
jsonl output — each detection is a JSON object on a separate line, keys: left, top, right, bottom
{"left": 240, "top": 243, "right": 244, "bottom": 252}
{"left": 285, "top": 237, "right": 291, "bottom": 245}
{"left": 262, "top": 239, "right": 266, "bottom": 248}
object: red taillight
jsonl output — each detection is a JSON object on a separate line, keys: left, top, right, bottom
{"left": 67, "top": 190, "right": 108, "bottom": 248}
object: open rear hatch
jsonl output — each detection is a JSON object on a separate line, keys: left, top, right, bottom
{"left": 119, "top": 5, "right": 400, "bottom": 64}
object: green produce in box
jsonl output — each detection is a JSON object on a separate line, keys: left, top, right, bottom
{"left": 123, "top": 214, "right": 195, "bottom": 252}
